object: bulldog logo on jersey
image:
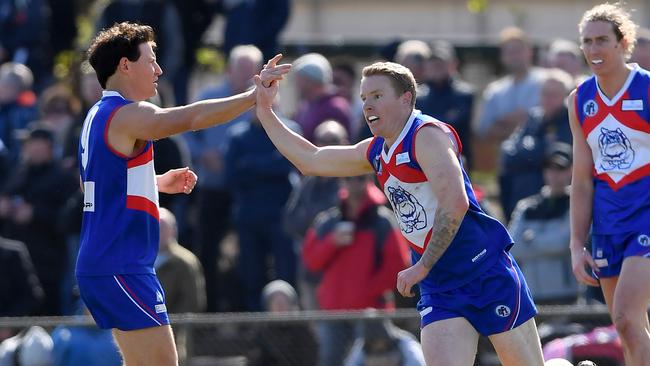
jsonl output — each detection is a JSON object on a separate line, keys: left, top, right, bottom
{"left": 638, "top": 234, "right": 650, "bottom": 247}
{"left": 387, "top": 185, "right": 427, "bottom": 233}
{"left": 598, "top": 127, "right": 635, "bottom": 170}
{"left": 583, "top": 99, "right": 598, "bottom": 117}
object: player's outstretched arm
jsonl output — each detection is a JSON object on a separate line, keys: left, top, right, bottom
{"left": 253, "top": 59, "right": 373, "bottom": 177}
{"left": 111, "top": 55, "right": 291, "bottom": 142}
{"left": 567, "top": 90, "right": 599, "bottom": 287}
{"left": 396, "top": 125, "right": 468, "bottom": 297}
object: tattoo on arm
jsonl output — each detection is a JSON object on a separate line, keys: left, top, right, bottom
{"left": 420, "top": 210, "right": 462, "bottom": 269}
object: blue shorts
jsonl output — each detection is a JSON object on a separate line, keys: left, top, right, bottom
{"left": 592, "top": 231, "right": 650, "bottom": 278}
{"left": 417, "top": 251, "right": 537, "bottom": 336}
{"left": 77, "top": 273, "right": 170, "bottom": 331}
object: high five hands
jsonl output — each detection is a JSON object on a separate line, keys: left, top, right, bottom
{"left": 255, "top": 54, "right": 291, "bottom": 109}
{"left": 259, "top": 54, "right": 291, "bottom": 88}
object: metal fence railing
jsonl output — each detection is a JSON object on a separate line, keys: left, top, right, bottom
{"left": 0, "top": 305, "right": 620, "bottom": 366}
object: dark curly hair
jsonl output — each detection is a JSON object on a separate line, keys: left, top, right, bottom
{"left": 87, "top": 22, "right": 156, "bottom": 88}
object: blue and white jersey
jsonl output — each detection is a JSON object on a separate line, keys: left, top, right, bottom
{"left": 366, "top": 110, "right": 513, "bottom": 294}
{"left": 574, "top": 64, "right": 650, "bottom": 234}
{"left": 77, "top": 91, "right": 160, "bottom": 275}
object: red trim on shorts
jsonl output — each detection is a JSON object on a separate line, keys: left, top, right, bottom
{"left": 115, "top": 275, "right": 164, "bottom": 324}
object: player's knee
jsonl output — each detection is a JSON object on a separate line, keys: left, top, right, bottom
{"left": 612, "top": 309, "right": 640, "bottom": 343}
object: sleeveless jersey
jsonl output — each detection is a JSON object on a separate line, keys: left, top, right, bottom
{"left": 77, "top": 91, "right": 160, "bottom": 275}
{"left": 366, "top": 110, "right": 512, "bottom": 294}
{"left": 574, "top": 64, "right": 650, "bottom": 234}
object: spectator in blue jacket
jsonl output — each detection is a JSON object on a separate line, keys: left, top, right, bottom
{"left": 416, "top": 40, "right": 475, "bottom": 168}
{"left": 185, "top": 44, "right": 264, "bottom": 312}
{"left": 498, "top": 69, "right": 574, "bottom": 221}
{"left": 224, "top": 112, "right": 301, "bottom": 311}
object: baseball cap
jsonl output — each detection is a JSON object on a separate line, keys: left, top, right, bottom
{"left": 293, "top": 53, "right": 333, "bottom": 84}
{"left": 544, "top": 142, "right": 573, "bottom": 169}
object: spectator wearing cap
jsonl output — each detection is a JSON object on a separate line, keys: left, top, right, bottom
{"left": 344, "top": 316, "right": 425, "bottom": 366}
{"left": 245, "top": 280, "right": 318, "bottom": 366}
{"left": 0, "top": 126, "right": 78, "bottom": 315}
{"left": 546, "top": 39, "right": 588, "bottom": 86}
{"left": 509, "top": 142, "right": 579, "bottom": 305}
{"left": 416, "top": 40, "right": 476, "bottom": 168}
{"left": 498, "top": 68, "right": 574, "bottom": 221}
{"left": 292, "top": 53, "right": 353, "bottom": 142}
{"left": 631, "top": 27, "right": 650, "bottom": 70}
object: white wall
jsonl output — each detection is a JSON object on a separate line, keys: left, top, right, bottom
{"left": 281, "top": 0, "right": 649, "bottom": 46}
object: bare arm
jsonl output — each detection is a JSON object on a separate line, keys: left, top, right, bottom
{"left": 109, "top": 55, "right": 291, "bottom": 155}
{"left": 415, "top": 126, "right": 469, "bottom": 268}
{"left": 396, "top": 126, "right": 469, "bottom": 297}
{"left": 114, "top": 90, "right": 256, "bottom": 141}
{"left": 567, "top": 90, "right": 599, "bottom": 286}
{"left": 254, "top": 73, "right": 373, "bottom": 177}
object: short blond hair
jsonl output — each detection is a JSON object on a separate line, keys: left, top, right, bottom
{"left": 579, "top": 2, "right": 637, "bottom": 58}
{"left": 361, "top": 62, "right": 417, "bottom": 107}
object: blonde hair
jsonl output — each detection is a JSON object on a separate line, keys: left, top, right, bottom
{"left": 361, "top": 62, "right": 417, "bottom": 107}
{"left": 579, "top": 2, "right": 637, "bottom": 58}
